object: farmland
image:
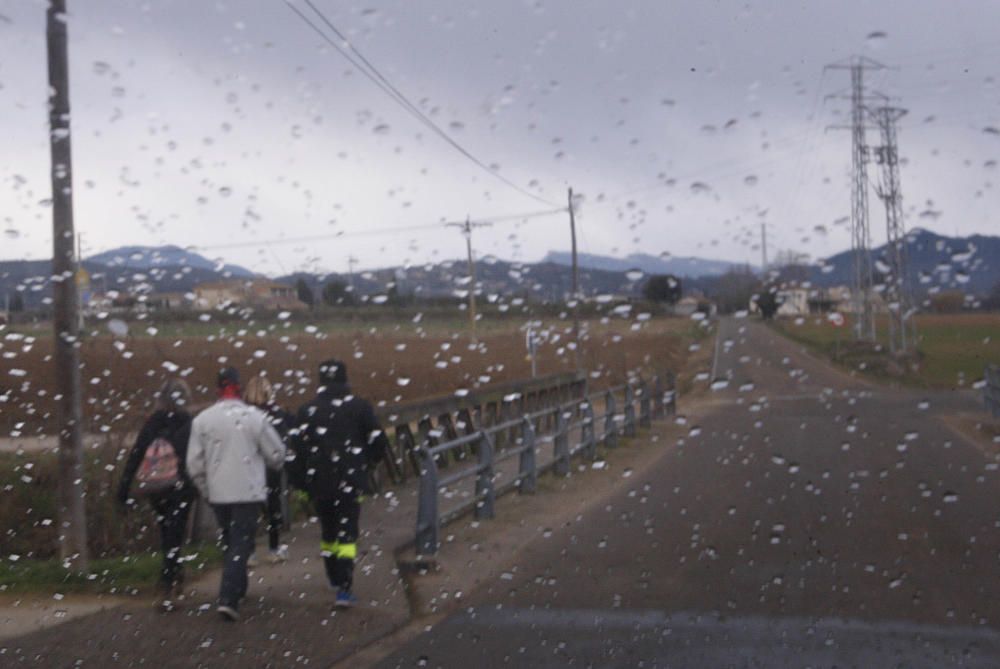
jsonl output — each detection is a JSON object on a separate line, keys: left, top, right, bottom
{"left": 0, "top": 312, "right": 701, "bottom": 438}
{"left": 0, "top": 311, "right": 702, "bottom": 562}
{"left": 771, "top": 312, "right": 1000, "bottom": 388}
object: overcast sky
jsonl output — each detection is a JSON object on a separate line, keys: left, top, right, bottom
{"left": 1, "top": 0, "right": 999, "bottom": 275}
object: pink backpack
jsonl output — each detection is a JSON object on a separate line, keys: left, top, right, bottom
{"left": 135, "top": 437, "right": 181, "bottom": 495}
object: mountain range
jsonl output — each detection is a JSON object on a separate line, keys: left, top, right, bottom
{"left": 86, "top": 245, "right": 254, "bottom": 278}
{"left": 543, "top": 251, "right": 751, "bottom": 277}
{"left": 0, "top": 230, "right": 997, "bottom": 310}
{"left": 806, "top": 228, "right": 1000, "bottom": 295}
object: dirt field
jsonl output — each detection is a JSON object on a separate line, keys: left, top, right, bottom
{"left": 0, "top": 315, "right": 698, "bottom": 437}
{"left": 0, "top": 313, "right": 700, "bottom": 561}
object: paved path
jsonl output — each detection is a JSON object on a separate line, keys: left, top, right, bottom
{"left": 0, "top": 380, "right": 618, "bottom": 666}
{"left": 377, "top": 318, "right": 1000, "bottom": 667}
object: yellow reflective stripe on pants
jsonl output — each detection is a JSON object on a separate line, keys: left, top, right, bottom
{"left": 320, "top": 541, "right": 357, "bottom": 560}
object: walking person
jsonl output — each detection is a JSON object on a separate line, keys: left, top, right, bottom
{"left": 289, "top": 358, "right": 390, "bottom": 608}
{"left": 243, "top": 374, "right": 292, "bottom": 565}
{"left": 186, "top": 367, "right": 286, "bottom": 621}
{"left": 117, "top": 378, "right": 195, "bottom": 611}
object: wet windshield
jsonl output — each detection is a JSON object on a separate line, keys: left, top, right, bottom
{"left": 1, "top": 1, "right": 999, "bottom": 666}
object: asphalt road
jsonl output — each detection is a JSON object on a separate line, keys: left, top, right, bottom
{"left": 378, "top": 318, "right": 1000, "bottom": 668}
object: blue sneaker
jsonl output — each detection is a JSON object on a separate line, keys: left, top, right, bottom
{"left": 334, "top": 589, "right": 357, "bottom": 608}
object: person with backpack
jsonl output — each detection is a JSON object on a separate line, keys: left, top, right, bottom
{"left": 289, "top": 358, "right": 390, "bottom": 608}
{"left": 243, "top": 374, "right": 292, "bottom": 565}
{"left": 117, "top": 377, "right": 195, "bottom": 611}
{"left": 186, "top": 366, "right": 286, "bottom": 622}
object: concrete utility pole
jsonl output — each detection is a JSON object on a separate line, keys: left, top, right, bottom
{"left": 826, "top": 57, "right": 886, "bottom": 343}
{"left": 447, "top": 218, "right": 491, "bottom": 344}
{"left": 872, "top": 105, "right": 916, "bottom": 355}
{"left": 567, "top": 188, "right": 581, "bottom": 370}
{"left": 760, "top": 222, "right": 768, "bottom": 275}
{"left": 347, "top": 255, "right": 358, "bottom": 293}
{"left": 47, "top": 0, "right": 89, "bottom": 568}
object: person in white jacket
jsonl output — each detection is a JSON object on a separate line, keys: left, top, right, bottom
{"left": 186, "top": 366, "right": 285, "bottom": 621}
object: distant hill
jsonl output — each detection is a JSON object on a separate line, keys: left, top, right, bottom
{"left": 86, "top": 245, "right": 255, "bottom": 278}
{"left": 544, "top": 251, "right": 752, "bottom": 278}
{"left": 278, "top": 258, "right": 645, "bottom": 303}
{"left": 2, "top": 231, "right": 996, "bottom": 312}
{"left": 810, "top": 228, "right": 1000, "bottom": 295}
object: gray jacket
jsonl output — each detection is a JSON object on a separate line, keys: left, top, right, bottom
{"left": 186, "top": 399, "right": 285, "bottom": 504}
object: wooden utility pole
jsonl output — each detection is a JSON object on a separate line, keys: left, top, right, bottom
{"left": 568, "top": 188, "right": 581, "bottom": 370}
{"left": 447, "top": 218, "right": 490, "bottom": 345}
{"left": 47, "top": 0, "right": 88, "bottom": 569}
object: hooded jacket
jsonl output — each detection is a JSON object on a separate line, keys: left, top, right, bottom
{"left": 186, "top": 399, "right": 286, "bottom": 504}
{"left": 290, "top": 367, "right": 390, "bottom": 499}
{"left": 117, "top": 409, "right": 193, "bottom": 503}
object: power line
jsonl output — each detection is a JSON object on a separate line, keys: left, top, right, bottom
{"left": 596, "top": 127, "right": 828, "bottom": 204}
{"left": 192, "top": 222, "right": 444, "bottom": 252}
{"left": 283, "top": 0, "right": 559, "bottom": 208}
{"left": 187, "top": 207, "right": 566, "bottom": 252}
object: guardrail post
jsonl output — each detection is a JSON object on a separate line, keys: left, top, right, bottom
{"left": 518, "top": 417, "right": 537, "bottom": 494}
{"left": 667, "top": 371, "right": 678, "bottom": 415}
{"left": 475, "top": 431, "right": 496, "bottom": 520}
{"left": 415, "top": 447, "right": 440, "bottom": 556}
{"left": 653, "top": 375, "right": 665, "bottom": 419}
{"left": 604, "top": 390, "right": 618, "bottom": 449}
{"left": 457, "top": 407, "right": 476, "bottom": 435}
{"left": 582, "top": 401, "right": 597, "bottom": 460}
{"left": 624, "top": 385, "right": 637, "bottom": 437}
{"left": 418, "top": 416, "right": 444, "bottom": 468}
{"left": 554, "top": 409, "right": 570, "bottom": 475}
{"left": 986, "top": 364, "right": 1000, "bottom": 419}
{"left": 639, "top": 379, "right": 652, "bottom": 428}
{"left": 396, "top": 424, "right": 419, "bottom": 480}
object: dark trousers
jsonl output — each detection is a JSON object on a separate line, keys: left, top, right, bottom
{"left": 149, "top": 490, "right": 193, "bottom": 589}
{"left": 212, "top": 502, "right": 259, "bottom": 609}
{"left": 265, "top": 469, "right": 283, "bottom": 551}
{"left": 315, "top": 491, "right": 360, "bottom": 591}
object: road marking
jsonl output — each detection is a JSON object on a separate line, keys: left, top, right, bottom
{"left": 710, "top": 319, "right": 724, "bottom": 381}
{"left": 454, "top": 607, "right": 1000, "bottom": 645}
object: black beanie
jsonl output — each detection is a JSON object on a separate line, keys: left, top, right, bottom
{"left": 217, "top": 366, "right": 240, "bottom": 388}
{"left": 318, "top": 358, "right": 348, "bottom": 385}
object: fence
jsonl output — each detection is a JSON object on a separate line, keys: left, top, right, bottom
{"left": 986, "top": 364, "right": 1000, "bottom": 419}
{"left": 375, "top": 371, "right": 588, "bottom": 485}
{"left": 413, "top": 373, "right": 677, "bottom": 556}
{"left": 191, "top": 371, "right": 591, "bottom": 542}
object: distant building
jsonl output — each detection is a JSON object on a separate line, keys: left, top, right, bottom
{"left": 144, "top": 292, "right": 189, "bottom": 311}
{"left": 776, "top": 288, "right": 810, "bottom": 316}
{"left": 193, "top": 279, "right": 306, "bottom": 311}
{"left": 673, "top": 296, "right": 701, "bottom": 317}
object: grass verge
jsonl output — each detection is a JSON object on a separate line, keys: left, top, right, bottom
{"left": 0, "top": 543, "right": 223, "bottom": 595}
{"left": 770, "top": 312, "right": 1000, "bottom": 389}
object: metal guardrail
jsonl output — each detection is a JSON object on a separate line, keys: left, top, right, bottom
{"left": 985, "top": 364, "right": 1000, "bottom": 419}
{"left": 414, "top": 373, "right": 677, "bottom": 556}
{"left": 376, "top": 371, "right": 588, "bottom": 484}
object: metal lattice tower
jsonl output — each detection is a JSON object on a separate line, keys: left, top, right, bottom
{"left": 872, "top": 106, "right": 915, "bottom": 354}
{"left": 827, "top": 57, "right": 886, "bottom": 342}
{"left": 848, "top": 64, "right": 876, "bottom": 341}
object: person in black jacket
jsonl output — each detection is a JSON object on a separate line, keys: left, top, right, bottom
{"left": 289, "top": 358, "right": 390, "bottom": 608}
{"left": 117, "top": 378, "right": 195, "bottom": 609}
{"left": 244, "top": 374, "right": 292, "bottom": 564}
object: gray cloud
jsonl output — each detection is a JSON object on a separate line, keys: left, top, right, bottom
{"left": 2, "top": 0, "right": 999, "bottom": 273}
